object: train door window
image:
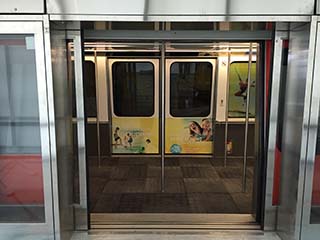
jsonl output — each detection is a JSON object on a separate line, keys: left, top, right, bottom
{"left": 170, "top": 62, "right": 213, "bottom": 117}
{"left": 112, "top": 62, "right": 155, "bottom": 117}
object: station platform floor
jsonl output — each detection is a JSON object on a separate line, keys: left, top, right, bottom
{"left": 71, "top": 231, "right": 281, "bottom": 240}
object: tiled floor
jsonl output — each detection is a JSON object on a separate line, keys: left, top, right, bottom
{"left": 86, "top": 156, "right": 254, "bottom": 214}
{"left": 71, "top": 231, "right": 281, "bottom": 240}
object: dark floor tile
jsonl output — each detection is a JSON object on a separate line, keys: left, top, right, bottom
{"left": 126, "top": 165, "right": 148, "bottom": 178}
{"left": 164, "top": 179, "right": 185, "bottom": 193}
{"left": 89, "top": 177, "right": 111, "bottom": 209}
{"left": 223, "top": 178, "right": 254, "bottom": 193}
{"left": 181, "top": 167, "right": 203, "bottom": 178}
{"left": 179, "top": 158, "right": 213, "bottom": 167}
{"left": 88, "top": 166, "right": 112, "bottom": 178}
{"left": 165, "top": 158, "right": 180, "bottom": 166}
{"left": 184, "top": 179, "right": 228, "bottom": 193}
{"left": 165, "top": 167, "right": 183, "bottom": 178}
{"left": 117, "top": 157, "right": 160, "bottom": 166}
{"left": 142, "top": 193, "right": 190, "bottom": 213}
{"left": 198, "top": 167, "right": 220, "bottom": 179}
{"left": 109, "top": 166, "right": 130, "bottom": 179}
{"left": 187, "top": 193, "right": 239, "bottom": 213}
{"left": 91, "top": 194, "right": 121, "bottom": 213}
{"left": 230, "top": 192, "right": 253, "bottom": 214}
{"left": 147, "top": 166, "right": 161, "bottom": 178}
{"left": 216, "top": 167, "right": 250, "bottom": 179}
{"left": 102, "top": 179, "right": 146, "bottom": 193}
{"left": 117, "top": 194, "right": 145, "bottom": 213}
{"left": 145, "top": 178, "right": 161, "bottom": 193}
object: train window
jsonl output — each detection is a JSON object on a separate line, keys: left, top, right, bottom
{"left": 228, "top": 61, "right": 256, "bottom": 118}
{"left": 84, "top": 61, "right": 97, "bottom": 117}
{"left": 71, "top": 60, "right": 96, "bottom": 118}
{"left": 170, "top": 62, "right": 213, "bottom": 117}
{"left": 112, "top": 62, "right": 154, "bottom": 117}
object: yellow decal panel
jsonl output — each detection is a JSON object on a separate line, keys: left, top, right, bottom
{"left": 112, "top": 117, "right": 159, "bottom": 154}
{"left": 165, "top": 118, "right": 214, "bottom": 154}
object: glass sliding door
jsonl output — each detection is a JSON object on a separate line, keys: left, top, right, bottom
{"left": 0, "top": 21, "right": 54, "bottom": 239}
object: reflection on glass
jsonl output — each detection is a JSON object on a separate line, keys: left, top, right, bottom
{"left": 311, "top": 109, "right": 320, "bottom": 223}
{"left": 84, "top": 61, "right": 97, "bottom": 117}
{"left": 0, "top": 35, "right": 45, "bottom": 222}
{"left": 71, "top": 60, "right": 96, "bottom": 118}
{"left": 112, "top": 62, "right": 154, "bottom": 117}
{"left": 170, "top": 62, "right": 213, "bottom": 117}
{"left": 228, "top": 62, "right": 256, "bottom": 118}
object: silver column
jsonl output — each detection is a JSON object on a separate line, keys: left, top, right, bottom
{"left": 73, "top": 32, "right": 88, "bottom": 230}
{"left": 264, "top": 24, "right": 287, "bottom": 230}
{"left": 224, "top": 50, "right": 231, "bottom": 167}
{"left": 161, "top": 42, "right": 166, "bottom": 192}
{"left": 242, "top": 43, "right": 253, "bottom": 192}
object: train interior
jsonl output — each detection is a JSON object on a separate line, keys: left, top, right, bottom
{"left": 67, "top": 22, "right": 268, "bottom": 227}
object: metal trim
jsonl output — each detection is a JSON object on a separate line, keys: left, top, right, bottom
{"left": 242, "top": 42, "right": 253, "bottom": 192}
{"left": 300, "top": 18, "right": 320, "bottom": 239}
{"left": 83, "top": 30, "right": 273, "bottom": 41}
{"left": 263, "top": 24, "right": 287, "bottom": 231}
{"left": 224, "top": 51, "right": 231, "bottom": 167}
{"left": 0, "top": 15, "right": 43, "bottom": 21}
{"left": 49, "top": 14, "right": 312, "bottom": 22}
{"left": 73, "top": 32, "right": 89, "bottom": 230}
{"left": 161, "top": 43, "right": 165, "bottom": 192}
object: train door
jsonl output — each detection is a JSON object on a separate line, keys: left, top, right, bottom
{"left": 165, "top": 59, "right": 216, "bottom": 155}
{"left": 88, "top": 42, "right": 260, "bottom": 226}
{"left": 108, "top": 59, "right": 160, "bottom": 155}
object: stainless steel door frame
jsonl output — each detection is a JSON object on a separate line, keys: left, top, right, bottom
{"left": 69, "top": 31, "right": 89, "bottom": 231}
{"left": 273, "top": 21, "right": 315, "bottom": 240}
{"left": 263, "top": 23, "right": 288, "bottom": 231}
{"left": 0, "top": 21, "right": 55, "bottom": 239}
{"left": 300, "top": 18, "right": 320, "bottom": 240}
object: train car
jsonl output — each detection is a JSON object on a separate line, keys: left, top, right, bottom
{"left": 1, "top": 1, "right": 320, "bottom": 240}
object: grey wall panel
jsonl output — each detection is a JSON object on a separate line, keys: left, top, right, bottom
{"left": 0, "top": 0, "right": 44, "bottom": 13}
{"left": 47, "top": 0, "right": 315, "bottom": 15}
{"left": 276, "top": 23, "right": 311, "bottom": 240}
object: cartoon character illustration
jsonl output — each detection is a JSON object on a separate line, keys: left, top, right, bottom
{"left": 127, "top": 133, "right": 133, "bottom": 147}
{"left": 123, "top": 132, "right": 134, "bottom": 148}
{"left": 189, "top": 121, "right": 204, "bottom": 141}
{"left": 113, "top": 127, "right": 122, "bottom": 147}
{"left": 201, "top": 118, "right": 213, "bottom": 141}
{"left": 234, "top": 69, "right": 255, "bottom": 104}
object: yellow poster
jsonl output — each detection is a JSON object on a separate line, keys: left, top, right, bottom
{"left": 165, "top": 117, "right": 214, "bottom": 154}
{"left": 112, "top": 118, "right": 159, "bottom": 154}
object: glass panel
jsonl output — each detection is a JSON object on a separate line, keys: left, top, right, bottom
{"left": 311, "top": 105, "right": 320, "bottom": 223}
{"left": 170, "top": 62, "right": 213, "bottom": 117}
{"left": 71, "top": 60, "right": 96, "bottom": 118}
{"left": 84, "top": 61, "right": 97, "bottom": 117}
{"left": 0, "top": 35, "right": 45, "bottom": 222}
{"left": 112, "top": 62, "right": 154, "bottom": 117}
{"left": 228, "top": 62, "right": 256, "bottom": 118}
